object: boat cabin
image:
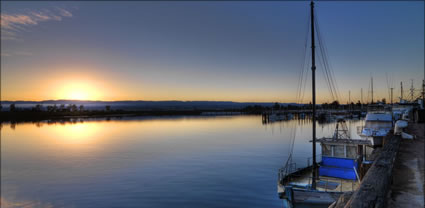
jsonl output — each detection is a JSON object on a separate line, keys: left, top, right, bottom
{"left": 318, "top": 137, "right": 371, "bottom": 180}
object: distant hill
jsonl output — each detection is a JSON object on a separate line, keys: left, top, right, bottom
{"left": 0, "top": 100, "right": 302, "bottom": 111}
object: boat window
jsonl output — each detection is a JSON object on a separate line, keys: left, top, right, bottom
{"left": 322, "top": 144, "right": 332, "bottom": 156}
{"left": 365, "top": 146, "right": 374, "bottom": 161}
{"left": 346, "top": 146, "right": 357, "bottom": 159}
{"left": 334, "top": 145, "right": 345, "bottom": 158}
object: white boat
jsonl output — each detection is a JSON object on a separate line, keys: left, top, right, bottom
{"left": 357, "top": 112, "right": 392, "bottom": 146}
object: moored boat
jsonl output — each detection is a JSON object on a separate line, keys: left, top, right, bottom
{"left": 278, "top": 119, "right": 370, "bottom": 207}
{"left": 357, "top": 112, "right": 392, "bottom": 146}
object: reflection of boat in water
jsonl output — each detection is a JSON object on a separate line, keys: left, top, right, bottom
{"left": 263, "top": 112, "right": 295, "bottom": 124}
{"left": 278, "top": 119, "right": 370, "bottom": 207}
{"left": 357, "top": 112, "right": 392, "bottom": 146}
{"left": 269, "top": 113, "right": 286, "bottom": 122}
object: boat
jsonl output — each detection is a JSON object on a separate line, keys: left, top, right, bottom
{"left": 278, "top": 119, "right": 371, "bottom": 207}
{"left": 276, "top": 2, "right": 368, "bottom": 207}
{"left": 357, "top": 111, "right": 392, "bottom": 146}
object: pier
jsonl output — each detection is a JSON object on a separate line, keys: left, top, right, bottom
{"left": 387, "top": 122, "right": 424, "bottom": 207}
{"left": 331, "top": 121, "right": 424, "bottom": 208}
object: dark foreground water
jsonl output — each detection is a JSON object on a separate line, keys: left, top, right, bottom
{"left": 1, "top": 115, "right": 363, "bottom": 208}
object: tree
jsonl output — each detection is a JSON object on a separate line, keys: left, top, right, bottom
{"left": 32, "top": 104, "right": 42, "bottom": 112}
{"left": 59, "top": 104, "right": 65, "bottom": 112}
{"left": 356, "top": 100, "right": 361, "bottom": 108}
{"left": 47, "top": 105, "right": 54, "bottom": 112}
{"left": 10, "top": 103, "right": 16, "bottom": 112}
{"left": 273, "top": 102, "right": 280, "bottom": 110}
{"left": 331, "top": 100, "right": 340, "bottom": 109}
{"left": 66, "top": 104, "right": 73, "bottom": 112}
{"left": 105, "top": 105, "right": 111, "bottom": 111}
{"left": 71, "top": 104, "right": 78, "bottom": 112}
{"left": 79, "top": 105, "right": 84, "bottom": 112}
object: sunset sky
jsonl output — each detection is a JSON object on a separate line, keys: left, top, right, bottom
{"left": 1, "top": 1, "right": 424, "bottom": 103}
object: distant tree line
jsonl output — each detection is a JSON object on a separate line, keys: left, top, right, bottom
{"left": 4, "top": 104, "right": 113, "bottom": 113}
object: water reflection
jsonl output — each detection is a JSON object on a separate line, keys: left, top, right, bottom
{"left": 1, "top": 115, "right": 363, "bottom": 208}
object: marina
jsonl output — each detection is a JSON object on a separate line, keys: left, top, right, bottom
{"left": 1, "top": 1, "right": 424, "bottom": 207}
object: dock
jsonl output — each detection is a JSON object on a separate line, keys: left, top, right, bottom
{"left": 330, "top": 121, "right": 424, "bottom": 208}
{"left": 387, "top": 122, "right": 424, "bottom": 207}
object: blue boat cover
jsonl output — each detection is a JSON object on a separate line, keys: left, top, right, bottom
{"left": 319, "top": 156, "right": 358, "bottom": 180}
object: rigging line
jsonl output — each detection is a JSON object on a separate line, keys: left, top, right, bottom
{"left": 315, "top": 18, "right": 337, "bottom": 102}
{"left": 298, "top": 7, "right": 312, "bottom": 104}
{"left": 300, "top": 46, "right": 311, "bottom": 103}
{"left": 284, "top": 9, "right": 310, "bottom": 167}
{"left": 317, "top": 39, "right": 336, "bottom": 101}
{"left": 317, "top": 46, "right": 335, "bottom": 101}
{"left": 314, "top": 14, "right": 341, "bottom": 101}
{"left": 301, "top": 52, "right": 311, "bottom": 103}
{"left": 296, "top": 11, "right": 311, "bottom": 103}
{"left": 319, "top": 30, "right": 339, "bottom": 102}
{"left": 296, "top": 32, "right": 308, "bottom": 101}
{"left": 314, "top": 17, "right": 334, "bottom": 100}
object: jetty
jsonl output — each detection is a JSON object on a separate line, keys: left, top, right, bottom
{"left": 330, "top": 120, "right": 424, "bottom": 208}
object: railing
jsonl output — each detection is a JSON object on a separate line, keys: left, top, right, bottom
{"left": 279, "top": 154, "right": 361, "bottom": 193}
{"left": 278, "top": 154, "right": 322, "bottom": 185}
{"left": 307, "top": 154, "right": 322, "bottom": 167}
{"left": 357, "top": 126, "right": 387, "bottom": 137}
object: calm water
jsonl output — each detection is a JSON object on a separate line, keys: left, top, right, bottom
{"left": 1, "top": 115, "right": 363, "bottom": 208}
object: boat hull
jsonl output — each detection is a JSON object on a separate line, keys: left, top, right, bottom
{"left": 281, "top": 187, "right": 344, "bottom": 208}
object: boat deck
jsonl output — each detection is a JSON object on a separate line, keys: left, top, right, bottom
{"left": 285, "top": 169, "right": 360, "bottom": 193}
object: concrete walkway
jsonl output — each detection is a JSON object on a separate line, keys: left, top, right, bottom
{"left": 387, "top": 122, "right": 425, "bottom": 207}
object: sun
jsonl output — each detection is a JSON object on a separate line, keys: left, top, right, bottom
{"left": 57, "top": 81, "right": 101, "bottom": 100}
{"left": 68, "top": 90, "right": 89, "bottom": 100}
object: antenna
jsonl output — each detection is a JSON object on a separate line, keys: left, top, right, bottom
{"left": 361, "top": 88, "right": 363, "bottom": 110}
{"left": 349, "top": 90, "right": 351, "bottom": 104}
{"left": 401, "top": 82, "right": 404, "bottom": 101}
{"left": 410, "top": 79, "right": 414, "bottom": 101}
{"left": 422, "top": 79, "right": 425, "bottom": 108}
{"left": 371, "top": 77, "right": 374, "bottom": 104}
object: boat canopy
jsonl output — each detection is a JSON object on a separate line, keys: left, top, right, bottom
{"left": 365, "top": 113, "right": 392, "bottom": 122}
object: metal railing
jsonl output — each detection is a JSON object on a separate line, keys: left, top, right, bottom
{"left": 278, "top": 154, "right": 322, "bottom": 184}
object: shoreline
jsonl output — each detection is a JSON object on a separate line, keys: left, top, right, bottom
{"left": 0, "top": 110, "right": 254, "bottom": 123}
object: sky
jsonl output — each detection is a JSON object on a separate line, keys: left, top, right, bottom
{"left": 1, "top": 1, "right": 424, "bottom": 103}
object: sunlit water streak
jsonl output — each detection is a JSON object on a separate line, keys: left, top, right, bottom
{"left": 1, "top": 115, "right": 363, "bottom": 208}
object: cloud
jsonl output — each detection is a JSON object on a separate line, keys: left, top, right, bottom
{"left": 1, "top": 51, "right": 32, "bottom": 57}
{"left": 57, "top": 8, "right": 73, "bottom": 17}
{"left": 1, "top": 8, "right": 73, "bottom": 41}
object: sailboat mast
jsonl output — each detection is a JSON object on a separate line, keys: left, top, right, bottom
{"left": 371, "top": 77, "right": 374, "bottom": 104}
{"left": 310, "top": 0, "right": 317, "bottom": 190}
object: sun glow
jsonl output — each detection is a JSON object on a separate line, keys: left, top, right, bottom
{"left": 57, "top": 81, "right": 102, "bottom": 100}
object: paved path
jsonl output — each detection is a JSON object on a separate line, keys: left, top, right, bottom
{"left": 387, "top": 122, "right": 424, "bottom": 207}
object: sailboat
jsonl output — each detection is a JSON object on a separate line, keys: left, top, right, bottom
{"left": 277, "top": 2, "right": 370, "bottom": 207}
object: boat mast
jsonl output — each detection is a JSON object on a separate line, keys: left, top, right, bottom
{"left": 310, "top": 0, "right": 317, "bottom": 190}
{"left": 371, "top": 77, "right": 374, "bottom": 104}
